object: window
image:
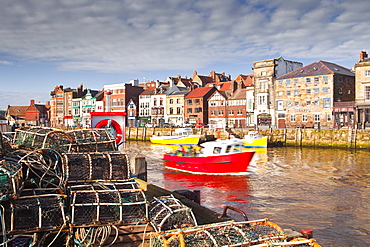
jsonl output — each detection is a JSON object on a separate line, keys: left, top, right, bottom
{"left": 306, "top": 89, "right": 311, "bottom": 94}
{"left": 294, "top": 101, "right": 299, "bottom": 106}
{"left": 323, "top": 76, "right": 328, "bottom": 83}
{"left": 286, "top": 90, "right": 291, "bottom": 96}
{"left": 314, "top": 114, "right": 320, "bottom": 122}
{"left": 187, "top": 108, "right": 192, "bottom": 113}
{"left": 187, "top": 99, "right": 192, "bottom": 105}
{"left": 323, "top": 87, "right": 329, "bottom": 94}
{"left": 286, "top": 79, "right": 291, "bottom": 86}
{"left": 278, "top": 91, "right": 284, "bottom": 96}
{"left": 323, "top": 98, "right": 331, "bottom": 107}
{"left": 314, "top": 100, "right": 320, "bottom": 106}
{"left": 169, "top": 107, "right": 173, "bottom": 114}
{"left": 169, "top": 99, "right": 173, "bottom": 104}
{"left": 278, "top": 80, "right": 283, "bottom": 86}
{"left": 153, "top": 99, "right": 157, "bottom": 106}
{"left": 302, "top": 114, "right": 308, "bottom": 122}
{"left": 237, "top": 109, "right": 243, "bottom": 115}
{"left": 294, "top": 79, "right": 299, "bottom": 85}
{"left": 261, "top": 71, "right": 267, "bottom": 76}
{"left": 366, "top": 70, "right": 370, "bottom": 77}
{"left": 365, "top": 86, "right": 370, "bottom": 100}
{"left": 177, "top": 107, "right": 181, "bottom": 114}
{"left": 314, "top": 88, "right": 320, "bottom": 94}
{"left": 326, "top": 113, "right": 332, "bottom": 122}
{"left": 290, "top": 114, "right": 296, "bottom": 122}
{"left": 314, "top": 77, "right": 319, "bottom": 83}
{"left": 306, "top": 77, "right": 311, "bottom": 83}
{"left": 177, "top": 99, "right": 180, "bottom": 104}
{"left": 306, "top": 101, "right": 311, "bottom": 106}
{"left": 286, "top": 101, "right": 292, "bottom": 107}
{"left": 194, "top": 99, "right": 200, "bottom": 105}
{"left": 294, "top": 90, "right": 300, "bottom": 95}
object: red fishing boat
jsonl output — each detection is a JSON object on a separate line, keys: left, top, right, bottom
{"left": 163, "top": 139, "right": 255, "bottom": 174}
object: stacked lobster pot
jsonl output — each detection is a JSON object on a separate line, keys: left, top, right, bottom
{"left": 65, "top": 128, "right": 117, "bottom": 153}
{"left": 0, "top": 127, "right": 150, "bottom": 246}
{"left": 149, "top": 195, "right": 198, "bottom": 232}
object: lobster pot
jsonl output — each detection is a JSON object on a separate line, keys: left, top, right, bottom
{"left": 0, "top": 132, "right": 13, "bottom": 157}
{"left": 66, "top": 129, "right": 116, "bottom": 153}
{"left": 19, "top": 149, "right": 64, "bottom": 190}
{"left": 69, "top": 180, "right": 148, "bottom": 227}
{"left": 62, "top": 152, "right": 130, "bottom": 182}
{"left": 149, "top": 195, "right": 198, "bottom": 232}
{"left": 0, "top": 160, "right": 23, "bottom": 198}
{"left": 13, "top": 127, "right": 72, "bottom": 152}
{"left": 1, "top": 189, "right": 66, "bottom": 234}
{"left": 150, "top": 219, "right": 288, "bottom": 247}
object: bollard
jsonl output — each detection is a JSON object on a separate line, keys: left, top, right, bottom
{"left": 130, "top": 155, "right": 147, "bottom": 181}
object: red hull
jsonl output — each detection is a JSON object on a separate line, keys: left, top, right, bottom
{"left": 163, "top": 152, "right": 255, "bottom": 174}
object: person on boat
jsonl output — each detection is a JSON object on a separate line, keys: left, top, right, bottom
{"left": 176, "top": 145, "right": 185, "bottom": 155}
{"left": 187, "top": 145, "right": 195, "bottom": 156}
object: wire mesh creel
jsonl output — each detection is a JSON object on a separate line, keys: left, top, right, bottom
{"left": 0, "top": 188, "right": 67, "bottom": 234}
{"left": 12, "top": 127, "right": 73, "bottom": 152}
{"left": 0, "top": 160, "right": 23, "bottom": 200}
{"left": 149, "top": 195, "right": 198, "bottom": 233}
{"left": 69, "top": 180, "right": 148, "bottom": 227}
{"left": 150, "top": 218, "right": 288, "bottom": 247}
{"left": 62, "top": 152, "right": 130, "bottom": 182}
{"left": 65, "top": 128, "right": 117, "bottom": 153}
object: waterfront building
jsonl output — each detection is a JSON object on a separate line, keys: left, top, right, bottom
{"left": 50, "top": 84, "right": 94, "bottom": 127}
{"left": 185, "top": 86, "right": 216, "bottom": 125}
{"left": 138, "top": 87, "right": 155, "bottom": 126}
{"left": 166, "top": 89, "right": 189, "bottom": 127}
{"left": 102, "top": 80, "right": 144, "bottom": 127}
{"left": 276, "top": 61, "right": 355, "bottom": 129}
{"left": 208, "top": 89, "right": 227, "bottom": 128}
{"left": 252, "top": 57, "right": 303, "bottom": 128}
{"left": 354, "top": 50, "right": 370, "bottom": 127}
{"left": 5, "top": 100, "right": 50, "bottom": 127}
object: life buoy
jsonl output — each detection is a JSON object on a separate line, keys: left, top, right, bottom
{"left": 95, "top": 119, "right": 123, "bottom": 144}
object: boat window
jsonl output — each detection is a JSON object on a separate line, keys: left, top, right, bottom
{"left": 213, "top": 147, "right": 221, "bottom": 154}
{"left": 226, "top": 146, "right": 232, "bottom": 153}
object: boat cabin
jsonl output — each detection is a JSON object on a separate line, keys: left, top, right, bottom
{"left": 244, "top": 131, "right": 263, "bottom": 140}
{"left": 200, "top": 140, "right": 244, "bottom": 156}
{"left": 174, "top": 128, "right": 193, "bottom": 136}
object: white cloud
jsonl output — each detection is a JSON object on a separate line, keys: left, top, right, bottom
{"left": 0, "top": 0, "right": 369, "bottom": 75}
{"left": 0, "top": 60, "right": 15, "bottom": 66}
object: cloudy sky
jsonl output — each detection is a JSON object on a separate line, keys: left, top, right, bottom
{"left": 0, "top": 0, "right": 369, "bottom": 110}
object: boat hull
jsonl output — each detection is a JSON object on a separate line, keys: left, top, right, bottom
{"left": 150, "top": 136, "right": 201, "bottom": 145}
{"left": 163, "top": 152, "right": 255, "bottom": 174}
{"left": 238, "top": 137, "right": 268, "bottom": 148}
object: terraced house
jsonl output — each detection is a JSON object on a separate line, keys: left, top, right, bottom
{"left": 354, "top": 50, "right": 370, "bottom": 127}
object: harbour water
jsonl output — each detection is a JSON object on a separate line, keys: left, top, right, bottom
{"left": 124, "top": 141, "right": 370, "bottom": 246}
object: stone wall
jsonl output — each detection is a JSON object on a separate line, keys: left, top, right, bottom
{"left": 125, "top": 127, "right": 370, "bottom": 149}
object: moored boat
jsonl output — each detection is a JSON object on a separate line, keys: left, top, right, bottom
{"left": 150, "top": 127, "right": 201, "bottom": 145}
{"left": 163, "top": 139, "right": 255, "bottom": 174}
{"left": 236, "top": 130, "right": 268, "bottom": 148}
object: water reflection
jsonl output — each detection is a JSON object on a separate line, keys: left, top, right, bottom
{"left": 124, "top": 141, "right": 370, "bottom": 246}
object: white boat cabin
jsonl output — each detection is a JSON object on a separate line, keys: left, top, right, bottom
{"left": 174, "top": 128, "right": 193, "bottom": 136}
{"left": 244, "top": 131, "right": 263, "bottom": 140}
{"left": 200, "top": 139, "right": 244, "bottom": 156}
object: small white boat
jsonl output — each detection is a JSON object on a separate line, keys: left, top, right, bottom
{"left": 236, "top": 131, "right": 268, "bottom": 148}
{"left": 150, "top": 128, "right": 201, "bottom": 145}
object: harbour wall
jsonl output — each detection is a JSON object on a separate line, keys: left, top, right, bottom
{"left": 126, "top": 127, "right": 370, "bottom": 149}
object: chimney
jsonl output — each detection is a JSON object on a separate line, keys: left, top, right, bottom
{"left": 360, "top": 50, "right": 368, "bottom": 61}
{"left": 30, "top": 99, "right": 35, "bottom": 105}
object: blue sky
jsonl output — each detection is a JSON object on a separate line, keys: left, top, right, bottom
{"left": 0, "top": 0, "right": 369, "bottom": 110}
